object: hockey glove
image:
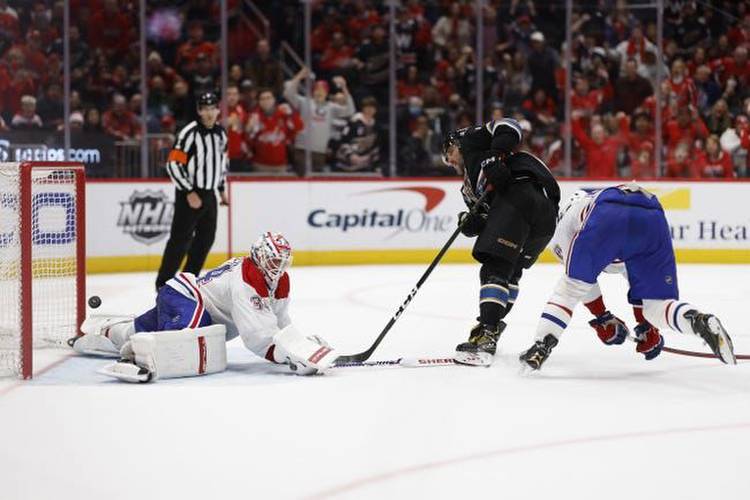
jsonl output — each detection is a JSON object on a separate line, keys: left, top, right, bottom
{"left": 589, "top": 311, "right": 629, "bottom": 345}
{"left": 634, "top": 322, "right": 664, "bottom": 360}
{"left": 458, "top": 211, "right": 487, "bottom": 237}
{"left": 481, "top": 156, "right": 512, "bottom": 190}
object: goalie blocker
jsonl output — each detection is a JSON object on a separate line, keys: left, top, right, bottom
{"left": 98, "top": 324, "right": 338, "bottom": 383}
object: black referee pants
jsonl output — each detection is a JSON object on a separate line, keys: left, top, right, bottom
{"left": 155, "top": 188, "right": 218, "bottom": 290}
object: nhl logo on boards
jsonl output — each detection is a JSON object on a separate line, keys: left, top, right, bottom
{"left": 117, "top": 190, "right": 174, "bottom": 244}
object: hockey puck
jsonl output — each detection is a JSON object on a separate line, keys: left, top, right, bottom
{"left": 88, "top": 295, "right": 102, "bottom": 309}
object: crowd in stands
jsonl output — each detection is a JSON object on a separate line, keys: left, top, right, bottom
{"left": 2, "top": 0, "right": 750, "bottom": 178}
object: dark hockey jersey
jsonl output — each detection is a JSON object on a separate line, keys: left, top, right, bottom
{"left": 457, "top": 119, "right": 560, "bottom": 209}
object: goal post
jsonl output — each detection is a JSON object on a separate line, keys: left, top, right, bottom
{"left": 0, "top": 161, "right": 86, "bottom": 379}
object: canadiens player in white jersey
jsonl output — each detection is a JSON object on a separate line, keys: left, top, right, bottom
{"left": 519, "top": 184, "right": 737, "bottom": 371}
{"left": 70, "top": 232, "right": 338, "bottom": 381}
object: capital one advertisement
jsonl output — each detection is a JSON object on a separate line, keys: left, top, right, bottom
{"left": 83, "top": 179, "right": 750, "bottom": 272}
{"left": 228, "top": 180, "right": 473, "bottom": 254}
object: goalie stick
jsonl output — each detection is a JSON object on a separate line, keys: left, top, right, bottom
{"left": 333, "top": 191, "right": 492, "bottom": 366}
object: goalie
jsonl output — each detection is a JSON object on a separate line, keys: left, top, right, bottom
{"left": 70, "top": 232, "right": 338, "bottom": 381}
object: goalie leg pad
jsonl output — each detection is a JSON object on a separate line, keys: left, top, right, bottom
{"left": 272, "top": 325, "right": 337, "bottom": 375}
{"left": 120, "top": 324, "right": 227, "bottom": 381}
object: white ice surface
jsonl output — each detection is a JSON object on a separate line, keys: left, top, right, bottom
{"left": 1, "top": 264, "right": 749, "bottom": 500}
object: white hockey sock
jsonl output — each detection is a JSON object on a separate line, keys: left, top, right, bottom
{"left": 534, "top": 275, "right": 592, "bottom": 341}
{"left": 643, "top": 299, "right": 696, "bottom": 335}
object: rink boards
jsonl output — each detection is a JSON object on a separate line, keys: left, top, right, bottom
{"left": 82, "top": 178, "right": 750, "bottom": 273}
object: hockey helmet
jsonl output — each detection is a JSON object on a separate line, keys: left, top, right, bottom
{"left": 251, "top": 232, "right": 293, "bottom": 286}
{"left": 441, "top": 129, "right": 461, "bottom": 166}
{"left": 197, "top": 91, "right": 219, "bottom": 108}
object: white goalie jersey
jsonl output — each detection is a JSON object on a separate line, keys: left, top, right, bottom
{"left": 167, "top": 257, "right": 292, "bottom": 358}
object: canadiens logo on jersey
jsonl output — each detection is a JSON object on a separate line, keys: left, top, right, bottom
{"left": 117, "top": 190, "right": 174, "bottom": 244}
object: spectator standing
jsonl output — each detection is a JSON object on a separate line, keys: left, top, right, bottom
{"left": 613, "top": 58, "right": 653, "bottom": 114}
{"left": 175, "top": 21, "right": 217, "bottom": 76}
{"left": 225, "top": 85, "right": 249, "bottom": 171}
{"left": 431, "top": 4, "right": 472, "bottom": 50}
{"left": 88, "top": 0, "right": 133, "bottom": 58}
{"left": 335, "top": 96, "right": 380, "bottom": 173}
{"left": 157, "top": 92, "right": 229, "bottom": 290}
{"left": 354, "top": 25, "right": 390, "bottom": 103}
{"left": 527, "top": 31, "right": 559, "bottom": 101}
{"left": 283, "top": 68, "right": 355, "bottom": 174}
{"left": 663, "top": 106, "right": 708, "bottom": 158}
{"left": 571, "top": 111, "right": 628, "bottom": 177}
{"left": 245, "top": 88, "right": 303, "bottom": 174}
{"left": 245, "top": 39, "right": 283, "bottom": 96}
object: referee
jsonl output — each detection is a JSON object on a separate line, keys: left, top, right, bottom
{"left": 156, "top": 91, "right": 229, "bottom": 290}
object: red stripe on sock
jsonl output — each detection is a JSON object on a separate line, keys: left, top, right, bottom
{"left": 548, "top": 302, "right": 573, "bottom": 317}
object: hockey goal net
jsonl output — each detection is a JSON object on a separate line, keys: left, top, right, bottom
{"left": 0, "top": 162, "right": 86, "bottom": 379}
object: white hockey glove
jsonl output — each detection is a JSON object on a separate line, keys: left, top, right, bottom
{"left": 271, "top": 325, "right": 338, "bottom": 375}
{"left": 70, "top": 315, "right": 135, "bottom": 357}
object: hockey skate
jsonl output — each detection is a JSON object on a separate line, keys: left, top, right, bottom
{"left": 454, "top": 322, "right": 506, "bottom": 367}
{"left": 519, "top": 334, "right": 558, "bottom": 371}
{"left": 684, "top": 310, "right": 737, "bottom": 365}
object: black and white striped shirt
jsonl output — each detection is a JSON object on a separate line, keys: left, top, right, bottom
{"left": 166, "top": 120, "right": 228, "bottom": 192}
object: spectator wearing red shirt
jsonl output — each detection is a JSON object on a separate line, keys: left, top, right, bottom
{"left": 710, "top": 46, "right": 750, "bottom": 87}
{"left": 318, "top": 31, "right": 355, "bottom": 73}
{"left": 571, "top": 77, "right": 607, "bottom": 116}
{"left": 397, "top": 65, "right": 425, "bottom": 102}
{"left": 0, "top": 49, "right": 36, "bottom": 116}
{"left": 686, "top": 47, "right": 707, "bottom": 77}
{"left": 176, "top": 21, "right": 218, "bottom": 75}
{"left": 224, "top": 85, "right": 249, "bottom": 171}
{"left": 245, "top": 89, "right": 303, "bottom": 173}
{"left": 663, "top": 106, "right": 708, "bottom": 158}
{"left": 522, "top": 88, "right": 556, "bottom": 128}
{"left": 0, "top": 0, "right": 20, "bottom": 42}
{"left": 696, "top": 135, "right": 734, "bottom": 178}
{"left": 665, "top": 142, "right": 698, "bottom": 178}
{"left": 727, "top": 14, "right": 750, "bottom": 48}
{"left": 88, "top": 0, "right": 134, "bottom": 57}
{"left": 12, "top": 29, "right": 47, "bottom": 78}
{"left": 102, "top": 93, "right": 141, "bottom": 140}
{"left": 622, "top": 112, "right": 657, "bottom": 178}
{"left": 667, "top": 59, "right": 697, "bottom": 108}
{"left": 571, "top": 111, "right": 628, "bottom": 178}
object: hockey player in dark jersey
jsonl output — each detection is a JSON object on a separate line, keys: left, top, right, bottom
{"left": 442, "top": 118, "right": 561, "bottom": 366}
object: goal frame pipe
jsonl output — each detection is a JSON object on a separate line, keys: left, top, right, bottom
{"left": 19, "top": 162, "right": 86, "bottom": 379}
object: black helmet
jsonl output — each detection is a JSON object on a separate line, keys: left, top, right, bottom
{"left": 441, "top": 129, "right": 461, "bottom": 166}
{"left": 197, "top": 91, "right": 219, "bottom": 107}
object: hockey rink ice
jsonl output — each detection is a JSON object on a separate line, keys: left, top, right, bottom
{"left": 1, "top": 263, "right": 749, "bottom": 500}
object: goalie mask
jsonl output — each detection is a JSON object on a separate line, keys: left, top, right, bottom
{"left": 251, "top": 232, "right": 293, "bottom": 287}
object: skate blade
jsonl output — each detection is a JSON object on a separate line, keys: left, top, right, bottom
{"left": 453, "top": 351, "right": 493, "bottom": 367}
{"left": 518, "top": 359, "right": 541, "bottom": 376}
{"left": 708, "top": 317, "right": 737, "bottom": 365}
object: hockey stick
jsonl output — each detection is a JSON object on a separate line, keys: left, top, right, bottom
{"left": 334, "top": 191, "right": 491, "bottom": 366}
{"left": 333, "top": 357, "right": 457, "bottom": 369}
{"left": 662, "top": 346, "right": 750, "bottom": 361}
